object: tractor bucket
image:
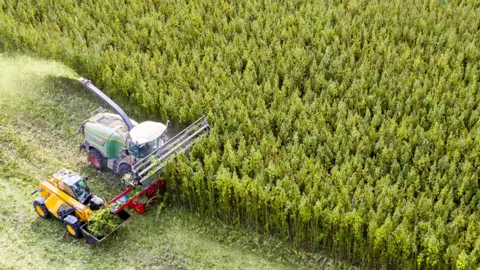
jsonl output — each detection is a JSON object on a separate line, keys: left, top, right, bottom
{"left": 80, "top": 209, "right": 131, "bottom": 245}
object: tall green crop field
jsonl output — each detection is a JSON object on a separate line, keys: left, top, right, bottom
{"left": 1, "top": 0, "right": 479, "bottom": 268}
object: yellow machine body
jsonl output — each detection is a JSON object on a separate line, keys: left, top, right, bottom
{"left": 35, "top": 172, "right": 94, "bottom": 223}
{"left": 32, "top": 168, "right": 130, "bottom": 244}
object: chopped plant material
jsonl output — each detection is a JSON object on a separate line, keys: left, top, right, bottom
{"left": 88, "top": 206, "right": 122, "bottom": 237}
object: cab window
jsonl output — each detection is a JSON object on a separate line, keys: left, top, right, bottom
{"left": 60, "top": 183, "right": 76, "bottom": 199}
{"left": 69, "top": 180, "right": 91, "bottom": 203}
{"left": 128, "top": 138, "right": 159, "bottom": 158}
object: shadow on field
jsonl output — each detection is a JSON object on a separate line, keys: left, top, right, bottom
{"left": 28, "top": 214, "right": 81, "bottom": 242}
{"left": 44, "top": 75, "right": 161, "bottom": 122}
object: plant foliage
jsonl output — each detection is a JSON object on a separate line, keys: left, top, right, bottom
{"left": 1, "top": 0, "right": 479, "bottom": 268}
{"left": 88, "top": 206, "right": 122, "bottom": 237}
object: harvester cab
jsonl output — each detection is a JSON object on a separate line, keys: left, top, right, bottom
{"left": 77, "top": 78, "right": 210, "bottom": 185}
{"left": 128, "top": 120, "right": 168, "bottom": 158}
{"left": 31, "top": 168, "right": 131, "bottom": 244}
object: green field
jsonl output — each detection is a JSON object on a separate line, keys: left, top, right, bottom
{"left": 1, "top": 0, "right": 480, "bottom": 268}
{"left": 0, "top": 55, "right": 343, "bottom": 269}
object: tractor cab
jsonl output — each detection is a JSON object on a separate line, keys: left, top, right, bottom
{"left": 127, "top": 121, "right": 168, "bottom": 158}
{"left": 53, "top": 169, "right": 92, "bottom": 204}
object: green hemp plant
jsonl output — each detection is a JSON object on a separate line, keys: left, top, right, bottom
{"left": 87, "top": 206, "right": 123, "bottom": 237}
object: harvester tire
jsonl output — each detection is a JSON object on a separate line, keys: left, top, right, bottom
{"left": 33, "top": 197, "right": 50, "bottom": 219}
{"left": 88, "top": 148, "right": 106, "bottom": 170}
{"left": 64, "top": 215, "right": 82, "bottom": 238}
{"left": 118, "top": 163, "right": 132, "bottom": 177}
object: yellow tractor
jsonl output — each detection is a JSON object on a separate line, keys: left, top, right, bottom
{"left": 31, "top": 168, "right": 130, "bottom": 243}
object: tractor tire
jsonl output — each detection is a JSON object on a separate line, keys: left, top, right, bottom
{"left": 88, "top": 148, "right": 106, "bottom": 170}
{"left": 64, "top": 215, "right": 82, "bottom": 239}
{"left": 118, "top": 163, "right": 132, "bottom": 177}
{"left": 33, "top": 197, "right": 50, "bottom": 219}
